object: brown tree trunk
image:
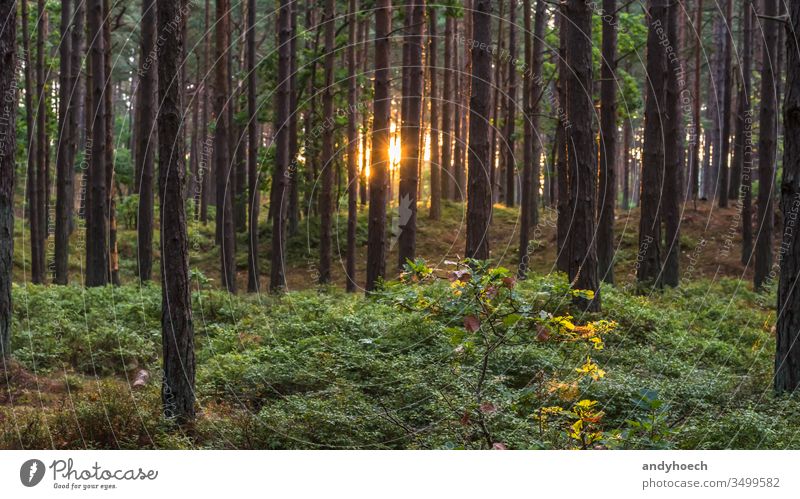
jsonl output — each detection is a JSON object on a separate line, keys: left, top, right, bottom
{"left": 270, "top": 0, "right": 292, "bottom": 292}
{"left": 54, "top": 0, "right": 73, "bottom": 284}
{"left": 564, "top": 0, "right": 600, "bottom": 311}
{"left": 200, "top": 0, "right": 211, "bottom": 224}
{"left": 489, "top": 1, "right": 504, "bottom": 204}
{"left": 0, "top": 0, "right": 16, "bottom": 356}
{"left": 345, "top": 0, "right": 359, "bottom": 291}
{"left": 319, "top": 0, "right": 335, "bottom": 284}
{"left": 465, "top": 0, "right": 492, "bottom": 260}
{"left": 597, "top": 0, "right": 617, "bottom": 284}
{"left": 216, "top": 0, "right": 236, "bottom": 293}
{"left": 622, "top": 118, "right": 631, "bottom": 209}
{"left": 440, "top": 15, "right": 453, "bottom": 202}
{"left": 737, "top": 0, "right": 753, "bottom": 265}
{"left": 754, "top": 0, "right": 778, "bottom": 290}
{"left": 690, "top": 0, "right": 702, "bottom": 202}
{"left": 398, "top": 0, "right": 423, "bottom": 268}
{"left": 637, "top": 0, "right": 667, "bottom": 287}
{"left": 33, "top": 0, "right": 48, "bottom": 284}
{"left": 21, "top": 0, "right": 40, "bottom": 285}
{"left": 717, "top": 0, "right": 733, "bottom": 207}
{"left": 156, "top": 0, "right": 195, "bottom": 423}
{"left": 103, "top": 0, "right": 118, "bottom": 286}
{"left": 85, "top": 0, "right": 108, "bottom": 287}
{"left": 428, "top": 6, "right": 441, "bottom": 221}
{"left": 246, "top": 0, "right": 259, "bottom": 293}
{"left": 555, "top": 8, "right": 569, "bottom": 273}
{"left": 359, "top": 15, "right": 369, "bottom": 207}
{"left": 365, "top": 0, "right": 391, "bottom": 291}
{"left": 136, "top": 0, "right": 156, "bottom": 282}
{"left": 519, "top": 0, "right": 534, "bottom": 276}
{"left": 503, "top": 1, "right": 517, "bottom": 208}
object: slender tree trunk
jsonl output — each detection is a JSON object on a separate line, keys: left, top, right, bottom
{"left": 215, "top": 0, "right": 236, "bottom": 293}
{"left": 318, "top": 0, "right": 335, "bottom": 284}
{"left": 503, "top": 1, "right": 517, "bottom": 207}
{"left": 662, "top": 0, "right": 684, "bottom": 287}
{"left": 737, "top": 0, "right": 753, "bottom": 265}
{"left": 754, "top": 0, "right": 778, "bottom": 290}
{"left": 717, "top": 0, "right": 733, "bottom": 207}
{"left": 564, "top": 0, "right": 600, "bottom": 311}
{"left": 54, "top": 0, "right": 72, "bottom": 284}
{"left": 428, "top": 7, "right": 441, "bottom": 220}
{"left": 21, "top": 0, "right": 40, "bottom": 285}
{"left": 489, "top": 1, "right": 504, "bottom": 203}
{"left": 690, "top": 0, "right": 702, "bottom": 202}
{"left": 85, "top": 0, "right": 108, "bottom": 287}
{"left": 637, "top": 0, "right": 667, "bottom": 287}
{"left": 359, "top": 15, "right": 369, "bottom": 206}
{"left": 440, "top": 16, "right": 453, "bottom": 202}
{"left": 452, "top": 30, "right": 463, "bottom": 202}
{"left": 529, "top": 0, "right": 545, "bottom": 224}
{"left": 136, "top": 0, "right": 156, "bottom": 282}
{"left": 623, "top": 118, "right": 631, "bottom": 209}
{"left": 519, "top": 0, "right": 534, "bottom": 276}
{"left": 465, "top": 0, "right": 492, "bottom": 260}
{"left": 365, "top": 0, "right": 391, "bottom": 291}
{"left": 200, "top": 0, "right": 211, "bottom": 224}
{"left": 775, "top": 0, "right": 800, "bottom": 392}
{"left": 0, "top": 0, "right": 16, "bottom": 356}
{"left": 33, "top": 0, "right": 47, "bottom": 283}
{"left": 270, "top": 0, "right": 291, "bottom": 292}
{"left": 344, "top": 0, "right": 359, "bottom": 290}
{"left": 398, "top": 0, "right": 423, "bottom": 268}
{"left": 156, "top": 0, "right": 195, "bottom": 423}
{"left": 555, "top": 8, "right": 569, "bottom": 273}
{"left": 288, "top": 3, "right": 300, "bottom": 236}
{"left": 246, "top": 0, "right": 259, "bottom": 293}
{"left": 597, "top": 0, "right": 617, "bottom": 284}
{"left": 103, "top": 0, "right": 118, "bottom": 286}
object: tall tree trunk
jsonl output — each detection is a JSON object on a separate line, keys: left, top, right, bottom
{"left": 345, "top": 0, "right": 358, "bottom": 291}
{"left": 21, "top": 0, "right": 40, "bottom": 285}
{"left": 737, "top": 0, "right": 753, "bottom": 265}
{"left": 662, "top": 0, "right": 684, "bottom": 287}
{"left": 85, "top": 0, "right": 108, "bottom": 287}
{"left": 103, "top": 0, "right": 118, "bottom": 286}
{"left": 622, "top": 118, "right": 631, "bottom": 209}
{"left": 564, "top": 0, "right": 600, "bottom": 311}
{"left": 359, "top": 15, "right": 369, "bottom": 206}
{"left": 597, "top": 0, "right": 617, "bottom": 284}
{"left": 440, "top": 15, "right": 453, "bottom": 202}
{"left": 754, "top": 0, "right": 778, "bottom": 290}
{"left": 54, "top": 0, "right": 73, "bottom": 284}
{"left": 319, "top": 0, "right": 335, "bottom": 284}
{"left": 200, "top": 0, "right": 211, "bottom": 224}
{"left": 136, "top": 0, "right": 156, "bottom": 283}
{"left": 717, "top": 0, "right": 733, "bottom": 207}
{"left": 519, "top": 0, "right": 534, "bottom": 276}
{"left": 690, "top": 0, "right": 702, "bottom": 202}
{"left": 398, "top": 0, "right": 423, "bottom": 268}
{"left": 465, "top": 0, "right": 492, "bottom": 260}
{"left": 270, "top": 0, "right": 291, "bottom": 292}
{"left": 529, "top": 0, "right": 545, "bottom": 224}
{"left": 156, "top": 0, "right": 195, "bottom": 423}
{"left": 637, "top": 0, "right": 668, "bottom": 287}
{"left": 489, "top": 1, "right": 504, "bottom": 203}
{"left": 452, "top": 29, "right": 463, "bottom": 202}
{"left": 428, "top": 6, "right": 441, "bottom": 220}
{"left": 503, "top": 1, "right": 517, "bottom": 208}
{"left": 288, "top": 3, "right": 300, "bottom": 236}
{"left": 0, "top": 0, "right": 16, "bottom": 356}
{"left": 216, "top": 0, "right": 236, "bottom": 293}
{"left": 246, "top": 0, "right": 259, "bottom": 293}
{"left": 555, "top": 8, "right": 569, "bottom": 273}
{"left": 365, "top": 0, "right": 391, "bottom": 291}
{"left": 33, "top": 0, "right": 47, "bottom": 283}
{"left": 775, "top": 0, "right": 800, "bottom": 392}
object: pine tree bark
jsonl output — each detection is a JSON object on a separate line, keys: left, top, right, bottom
{"left": 754, "top": 0, "right": 778, "bottom": 290}
{"left": 85, "top": 0, "right": 108, "bottom": 287}
{"left": 398, "top": 0, "right": 423, "bottom": 268}
{"left": 136, "top": 0, "right": 156, "bottom": 282}
{"left": 200, "top": 0, "right": 211, "bottom": 224}
{"left": 440, "top": 15, "right": 453, "bottom": 202}
{"left": 103, "top": 0, "right": 118, "bottom": 286}
{"left": 503, "top": 1, "right": 517, "bottom": 208}
{"left": 637, "top": 0, "right": 667, "bottom": 287}
{"left": 0, "top": 0, "right": 16, "bottom": 356}
{"left": 717, "top": 0, "right": 733, "bottom": 207}
{"left": 564, "top": 0, "right": 600, "bottom": 311}
{"left": 215, "top": 0, "right": 236, "bottom": 293}
{"left": 736, "top": 0, "right": 753, "bottom": 265}
{"left": 318, "top": 0, "right": 335, "bottom": 284}
{"left": 689, "top": 0, "right": 702, "bottom": 202}
{"left": 270, "top": 0, "right": 291, "bottom": 292}
{"left": 365, "top": 0, "right": 391, "bottom": 291}
{"left": 246, "top": 0, "right": 260, "bottom": 293}
{"left": 345, "top": 0, "right": 358, "bottom": 291}
{"left": 597, "top": 0, "right": 617, "bottom": 284}
{"left": 156, "top": 0, "right": 195, "bottom": 423}
{"left": 54, "top": 0, "right": 72, "bottom": 284}
{"left": 21, "top": 0, "right": 39, "bottom": 285}
{"left": 465, "top": 0, "right": 492, "bottom": 260}
{"left": 489, "top": 2, "right": 504, "bottom": 203}
{"left": 33, "top": 0, "right": 48, "bottom": 284}
{"left": 555, "top": 8, "right": 569, "bottom": 274}
{"left": 519, "top": 0, "right": 534, "bottom": 276}
{"left": 428, "top": 6, "right": 441, "bottom": 221}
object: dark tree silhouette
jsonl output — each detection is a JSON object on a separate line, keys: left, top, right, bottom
{"left": 597, "top": 0, "right": 617, "bottom": 284}
{"left": 246, "top": 0, "right": 259, "bottom": 293}
{"left": 440, "top": 15, "right": 454, "bottom": 202}
{"left": 346, "top": 0, "right": 358, "bottom": 291}
{"left": 736, "top": 0, "right": 753, "bottom": 265}
{"left": 0, "top": 0, "right": 16, "bottom": 356}
{"left": 136, "top": 0, "right": 156, "bottom": 283}
{"left": 503, "top": 0, "right": 517, "bottom": 208}
{"left": 54, "top": 0, "right": 73, "bottom": 285}
{"left": 319, "top": 0, "right": 334, "bottom": 284}
{"left": 428, "top": 6, "right": 441, "bottom": 221}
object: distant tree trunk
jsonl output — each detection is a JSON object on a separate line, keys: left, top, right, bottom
{"left": 215, "top": 0, "right": 236, "bottom": 293}
{"left": 103, "top": 0, "right": 118, "bottom": 286}
{"left": 564, "top": 0, "right": 600, "bottom": 311}
{"left": 465, "top": 0, "right": 492, "bottom": 260}
{"left": 637, "top": 0, "right": 667, "bottom": 287}
{"left": 440, "top": 15, "right": 453, "bottom": 202}
{"left": 456, "top": 1, "right": 471, "bottom": 202}
{"left": 529, "top": 0, "right": 545, "bottom": 224}
{"left": 662, "top": 0, "right": 684, "bottom": 287}
{"left": 754, "top": 0, "right": 778, "bottom": 290}
{"left": 398, "top": 0, "right": 423, "bottom": 268}
{"left": 0, "top": 0, "right": 16, "bottom": 356}
{"left": 33, "top": 0, "right": 48, "bottom": 284}
{"left": 319, "top": 0, "right": 335, "bottom": 284}
{"left": 503, "top": 1, "right": 517, "bottom": 208}
{"left": 345, "top": 0, "right": 359, "bottom": 291}
{"left": 136, "top": 0, "right": 156, "bottom": 282}
{"left": 452, "top": 31, "right": 463, "bottom": 202}
{"left": 156, "top": 0, "right": 195, "bottom": 424}
{"left": 21, "top": 0, "right": 39, "bottom": 284}
{"left": 717, "top": 0, "right": 733, "bottom": 207}
{"left": 428, "top": 7, "right": 441, "bottom": 220}
{"left": 519, "top": 0, "right": 533, "bottom": 276}
{"left": 85, "top": 0, "right": 108, "bottom": 287}
{"left": 200, "top": 0, "right": 211, "bottom": 224}
{"left": 597, "top": 0, "right": 617, "bottom": 284}
{"left": 54, "top": 0, "right": 73, "bottom": 285}
{"left": 555, "top": 9, "right": 569, "bottom": 273}
{"left": 246, "top": 0, "right": 259, "bottom": 293}
{"left": 707, "top": 14, "right": 724, "bottom": 201}
{"left": 287, "top": 4, "right": 300, "bottom": 236}
{"left": 359, "top": 15, "right": 369, "bottom": 207}
{"left": 270, "top": 0, "right": 291, "bottom": 292}
{"left": 775, "top": 0, "right": 800, "bottom": 392}
{"left": 622, "top": 119, "right": 631, "bottom": 209}
{"left": 737, "top": 0, "right": 753, "bottom": 265}
{"left": 365, "top": 0, "right": 391, "bottom": 292}
{"left": 489, "top": 2, "right": 504, "bottom": 203}
{"left": 690, "top": 0, "right": 702, "bottom": 202}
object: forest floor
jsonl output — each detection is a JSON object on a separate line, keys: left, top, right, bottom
{"left": 2, "top": 200, "right": 792, "bottom": 450}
